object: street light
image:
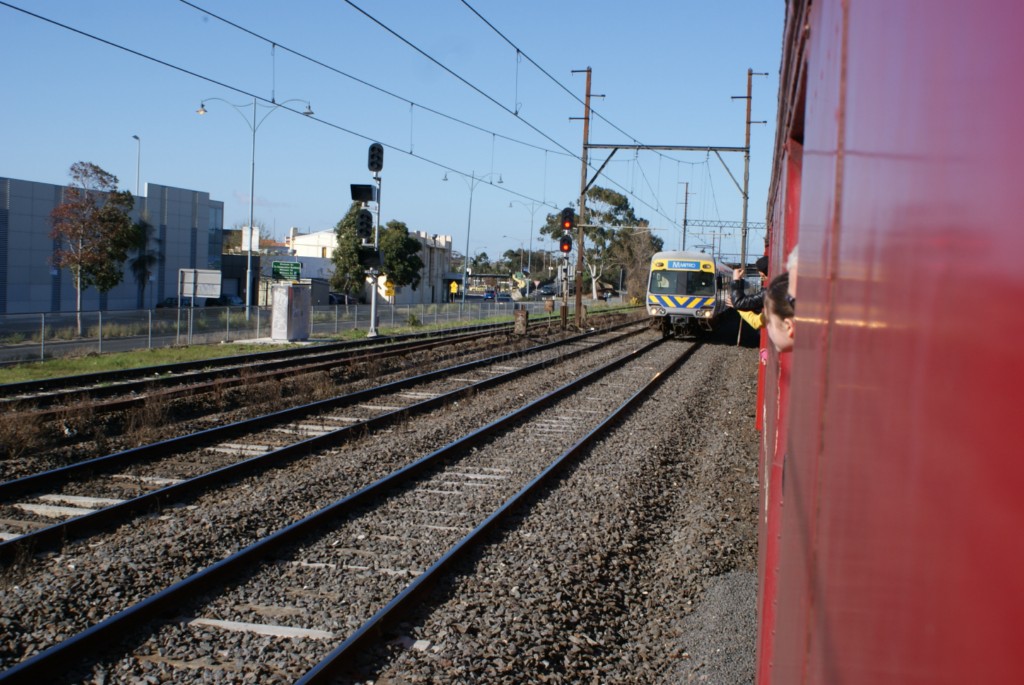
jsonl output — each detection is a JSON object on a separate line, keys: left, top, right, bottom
{"left": 443, "top": 170, "right": 502, "bottom": 306}
{"left": 508, "top": 200, "right": 544, "bottom": 279}
{"left": 197, "top": 96, "right": 313, "bottom": 318}
{"left": 131, "top": 135, "right": 141, "bottom": 196}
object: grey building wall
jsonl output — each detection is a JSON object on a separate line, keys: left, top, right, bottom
{"left": 0, "top": 177, "right": 222, "bottom": 314}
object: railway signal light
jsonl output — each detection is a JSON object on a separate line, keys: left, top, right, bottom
{"left": 368, "top": 143, "right": 384, "bottom": 173}
{"left": 559, "top": 234, "right": 573, "bottom": 253}
{"left": 356, "top": 209, "right": 373, "bottom": 240}
{"left": 560, "top": 207, "right": 574, "bottom": 230}
{"left": 358, "top": 246, "right": 381, "bottom": 269}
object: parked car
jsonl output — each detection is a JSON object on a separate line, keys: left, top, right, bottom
{"left": 156, "top": 296, "right": 201, "bottom": 308}
{"left": 328, "top": 292, "right": 350, "bottom": 305}
{"left": 483, "top": 289, "right": 495, "bottom": 300}
{"left": 205, "top": 294, "right": 244, "bottom": 307}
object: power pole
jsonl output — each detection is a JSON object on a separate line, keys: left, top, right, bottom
{"left": 571, "top": 67, "right": 593, "bottom": 329}
{"left": 732, "top": 69, "right": 768, "bottom": 270}
{"left": 732, "top": 70, "right": 767, "bottom": 345}
{"left": 680, "top": 181, "right": 690, "bottom": 250}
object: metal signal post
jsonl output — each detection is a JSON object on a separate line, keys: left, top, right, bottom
{"left": 367, "top": 143, "right": 383, "bottom": 338}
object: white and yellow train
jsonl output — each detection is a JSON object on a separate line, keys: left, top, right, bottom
{"left": 645, "top": 250, "right": 733, "bottom": 337}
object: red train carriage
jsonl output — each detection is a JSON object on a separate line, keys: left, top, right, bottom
{"left": 758, "top": 1, "right": 1024, "bottom": 684}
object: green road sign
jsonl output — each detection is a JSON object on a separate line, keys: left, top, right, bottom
{"left": 272, "top": 261, "right": 301, "bottom": 280}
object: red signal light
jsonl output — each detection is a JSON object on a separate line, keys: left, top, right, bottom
{"left": 560, "top": 207, "right": 574, "bottom": 230}
{"left": 559, "top": 235, "right": 573, "bottom": 253}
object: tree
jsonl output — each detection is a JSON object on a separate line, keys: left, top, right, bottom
{"left": 470, "top": 252, "right": 492, "bottom": 273}
{"left": 331, "top": 206, "right": 425, "bottom": 298}
{"left": 582, "top": 187, "right": 649, "bottom": 298}
{"left": 606, "top": 227, "right": 664, "bottom": 301}
{"left": 50, "top": 161, "right": 136, "bottom": 334}
{"left": 128, "top": 215, "right": 159, "bottom": 309}
{"left": 329, "top": 203, "right": 364, "bottom": 298}
{"left": 378, "top": 221, "right": 424, "bottom": 290}
{"left": 537, "top": 186, "right": 661, "bottom": 299}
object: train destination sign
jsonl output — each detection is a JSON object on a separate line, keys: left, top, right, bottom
{"left": 666, "top": 260, "right": 701, "bottom": 270}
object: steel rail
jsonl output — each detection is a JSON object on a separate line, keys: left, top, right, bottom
{"left": 0, "top": 328, "right": 674, "bottom": 684}
{"left": 299, "top": 339, "right": 702, "bottom": 684}
{"left": 0, "top": 321, "right": 645, "bottom": 566}
{"left": 0, "top": 320, "right": 519, "bottom": 403}
{"left": 2, "top": 327, "right": 512, "bottom": 421}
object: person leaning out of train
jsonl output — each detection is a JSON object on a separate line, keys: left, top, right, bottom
{"left": 730, "top": 255, "right": 769, "bottom": 312}
{"left": 763, "top": 271, "right": 795, "bottom": 353}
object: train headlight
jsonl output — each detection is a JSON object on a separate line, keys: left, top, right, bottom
{"left": 648, "top": 306, "right": 665, "bottom": 316}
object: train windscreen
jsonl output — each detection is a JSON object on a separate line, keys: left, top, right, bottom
{"left": 649, "top": 270, "right": 715, "bottom": 296}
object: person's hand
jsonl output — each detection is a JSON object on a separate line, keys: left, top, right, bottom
{"left": 732, "top": 268, "right": 743, "bottom": 280}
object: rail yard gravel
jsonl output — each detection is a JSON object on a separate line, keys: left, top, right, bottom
{"left": 354, "top": 338, "right": 761, "bottom": 684}
{"left": 1, "top": 326, "right": 760, "bottom": 683}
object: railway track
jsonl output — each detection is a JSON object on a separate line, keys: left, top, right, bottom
{"left": 0, "top": 313, "right": 638, "bottom": 473}
{"left": 0, "top": 328, "right": 697, "bottom": 683}
{"left": 0, "top": 320, "right": 537, "bottom": 422}
{"left": 0, "top": 322, "right": 643, "bottom": 552}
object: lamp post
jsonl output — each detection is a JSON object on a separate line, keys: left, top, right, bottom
{"left": 508, "top": 200, "right": 543, "bottom": 283}
{"left": 131, "top": 135, "right": 141, "bottom": 196}
{"left": 444, "top": 170, "right": 502, "bottom": 307}
{"left": 197, "top": 96, "right": 313, "bottom": 319}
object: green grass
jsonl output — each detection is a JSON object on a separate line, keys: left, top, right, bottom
{"left": 0, "top": 308, "right": 588, "bottom": 385}
{"left": 0, "top": 343, "right": 296, "bottom": 384}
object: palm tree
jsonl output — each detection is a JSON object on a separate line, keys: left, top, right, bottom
{"left": 128, "top": 216, "right": 159, "bottom": 309}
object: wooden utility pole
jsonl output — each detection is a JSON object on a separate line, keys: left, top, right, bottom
{"left": 733, "top": 69, "right": 768, "bottom": 270}
{"left": 732, "top": 69, "right": 768, "bottom": 345}
{"left": 573, "top": 67, "right": 592, "bottom": 329}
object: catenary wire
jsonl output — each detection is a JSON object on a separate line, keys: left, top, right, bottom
{"left": 177, "top": 0, "right": 686, "bottom": 227}
{"left": 0, "top": 0, "right": 699, "bottom": 234}
{"left": 183, "top": 0, "right": 705, "bottom": 231}
{"left": 458, "top": 0, "right": 710, "bottom": 168}
{"left": 176, "top": 0, "right": 573, "bottom": 159}
{"left": 336, "top": 0, "right": 700, "bottom": 230}
{"left": 0, "top": 0, "right": 558, "bottom": 213}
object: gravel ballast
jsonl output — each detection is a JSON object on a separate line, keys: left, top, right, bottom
{"left": 360, "top": 339, "right": 761, "bottom": 684}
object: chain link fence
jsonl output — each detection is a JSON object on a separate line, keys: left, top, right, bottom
{"left": 0, "top": 300, "right": 577, "bottom": 365}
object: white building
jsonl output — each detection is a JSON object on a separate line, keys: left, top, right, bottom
{"left": 287, "top": 227, "right": 454, "bottom": 305}
{"left": 287, "top": 227, "right": 337, "bottom": 261}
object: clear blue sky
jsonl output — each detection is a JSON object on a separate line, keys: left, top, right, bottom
{"left": 0, "top": 0, "right": 783, "bottom": 262}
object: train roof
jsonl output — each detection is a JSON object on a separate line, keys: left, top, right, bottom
{"left": 649, "top": 250, "right": 731, "bottom": 273}
{"left": 650, "top": 250, "right": 716, "bottom": 262}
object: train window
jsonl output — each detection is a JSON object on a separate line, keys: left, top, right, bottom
{"left": 651, "top": 273, "right": 674, "bottom": 292}
{"left": 689, "top": 272, "right": 715, "bottom": 295}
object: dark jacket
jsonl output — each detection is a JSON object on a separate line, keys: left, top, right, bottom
{"left": 731, "top": 278, "right": 765, "bottom": 312}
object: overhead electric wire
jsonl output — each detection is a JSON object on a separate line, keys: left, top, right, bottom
{"left": 0, "top": 0, "right": 692, "bottom": 233}
{"left": 341, "top": 0, "right": 580, "bottom": 161}
{"left": 337, "top": 0, "right": 691, "bottom": 231}
{"left": 460, "top": 0, "right": 762, "bottom": 256}
{"left": 458, "top": 0, "right": 706, "bottom": 167}
{"left": 187, "top": 0, "right": 696, "bottom": 232}
{"left": 176, "top": 0, "right": 572, "bottom": 159}
{"left": 0, "top": 0, "right": 555, "bottom": 211}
